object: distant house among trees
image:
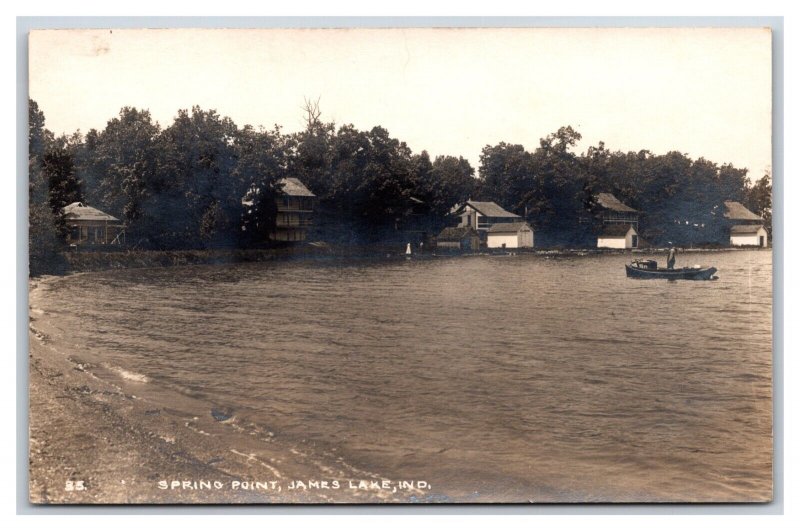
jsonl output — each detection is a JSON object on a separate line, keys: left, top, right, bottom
{"left": 271, "top": 178, "right": 316, "bottom": 243}
{"left": 597, "top": 224, "right": 639, "bottom": 249}
{"left": 592, "top": 193, "right": 639, "bottom": 248}
{"left": 723, "top": 201, "right": 768, "bottom": 247}
{"left": 435, "top": 226, "right": 480, "bottom": 251}
{"left": 452, "top": 200, "right": 522, "bottom": 236}
{"left": 594, "top": 193, "right": 639, "bottom": 228}
{"left": 486, "top": 222, "right": 534, "bottom": 249}
{"left": 62, "top": 202, "right": 124, "bottom": 247}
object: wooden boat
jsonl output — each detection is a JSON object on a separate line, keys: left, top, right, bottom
{"left": 626, "top": 259, "right": 718, "bottom": 280}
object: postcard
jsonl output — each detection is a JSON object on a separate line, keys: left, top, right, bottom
{"left": 27, "top": 27, "right": 772, "bottom": 504}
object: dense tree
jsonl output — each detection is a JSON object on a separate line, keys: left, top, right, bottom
{"left": 28, "top": 100, "right": 771, "bottom": 266}
{"left": 28, "top": 100, "right": 64, "bottom": 275}
{"left": 236, "top": 125, "right": 290, "bottom": 246}
{"left": 747, "top": 172, "right": 772, "bottom": 240}
{"left": 75, "top": 108, "right": 161, "bottom": 226}
{"left": 478, "top": 127, "right": 587, "bottom": 246}
{"left": 427, "top": 154, "right": 476, "bottom": 218}
{"left": 475, "top": 126, "right": 771, "bottom": 247}
{"left": 41, "top": 142, "right": 83, "bottom": 239}
{"left": 143, "top": 107, "right": 240, "bottom": 248}
{"left": 477, "top": 142, "right": 534, "bottom": 213}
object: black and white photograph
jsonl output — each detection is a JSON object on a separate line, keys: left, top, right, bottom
{"left": 26, "top": 26, "right": 773, "bottom": 504}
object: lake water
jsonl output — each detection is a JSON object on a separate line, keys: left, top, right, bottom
{"left": 30, "top": 250, "right": 773, "bottom": 502}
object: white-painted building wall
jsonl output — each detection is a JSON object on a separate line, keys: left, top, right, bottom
{"left": 597, "top": 236, "right": 627, "bottom": 249}
{"left": 730, "top": 226, "right": 768, "bottom": 247}
{"left": 487, "top": 234, "right": 519, "bottom": 248}
{"left": 597, "top": 226, "right": 638, "bottom": 249}
{"left": 486, "top": 228, "right": 534, "bottom": 248}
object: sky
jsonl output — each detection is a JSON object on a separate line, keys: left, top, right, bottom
{"left": 28, "top": 27, "right": 772, "bottom": 179}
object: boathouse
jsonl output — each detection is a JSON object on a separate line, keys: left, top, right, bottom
{"left": 597, "top": 224, "right": 639, "bottom": 249}
{"left": 591, "top": 193, "right": 640, "bottom": 248}
{"left": 62, "top": 202, "right": 124, "bottom": 246}
{"left": 435, "top": 226, "right": 480, "bottom": 251}
{"left": 486, "top": 222, "right": 534, "bottom": 249}
{"left": 729, "top": 224, "right": 768, "bottom": 247}
{"left": 271, "top": 177, "right": 316, "bottom": 242}
{"left": 723, "top": 201, "right": 767, "bottom": 247}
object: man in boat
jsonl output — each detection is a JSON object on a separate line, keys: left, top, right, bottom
{"left": 667, "top": 244, "right": 676, "bottom": 269}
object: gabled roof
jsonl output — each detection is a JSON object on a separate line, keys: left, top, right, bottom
{"left": 599, "top": 223, "right": 637, "bottom": 237}
{"left": 62, "top": 202, "right": 120, "bottom": 222}
{"left": 458, "top": 200, "right": 520, "bottom": 218}
{"left": 723, "top": 201, "right": 761, "bottom": 221}
{"left": 595, "top": 193, "right": 638, "bottom": 213}
{"left": 730, "top": 224, "right": 765, "bottom": 234}
{"left": 486, "top": 222, "right": 532, "bottom": 234}
{"left": 437, "top": 226, "right": 478, "bottom": 241}
{"left": 278, "top": 177, "right": 315, "bottom": 197}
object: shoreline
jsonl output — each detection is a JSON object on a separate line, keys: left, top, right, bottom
{"left": 35, "top": 244, "right": 768, "bottom": 278}
{"left": 28, "top": 330, "right": 424, "bottom": 504}
{"left": 27, "top": 277, "right": 429, "bottom": 504}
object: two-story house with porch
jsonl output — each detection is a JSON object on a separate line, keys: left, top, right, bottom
{"left": 271, "top": 177, "right": 316, "bottom": 242}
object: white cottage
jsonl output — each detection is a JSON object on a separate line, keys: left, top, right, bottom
{"left": 723, "top": 201, "right": 767, "bottom": 248}
{"left": 730, "top": 224, "right": 769, "bottom": 247}
{"left": 597, "top": 224, "right": 639, "bottom": 249}
{"left": 486, "top": 222, "right": 534, "bottom": 249}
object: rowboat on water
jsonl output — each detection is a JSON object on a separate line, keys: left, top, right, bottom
{"left": 625, "top": 259, "right": 718, "bottom": 280}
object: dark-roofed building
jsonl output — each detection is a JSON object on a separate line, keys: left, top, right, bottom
{"left": 271, "top": 177, "right": 315, "bottom": 242}
{"left": 597, "top": 223, "right": 639, "bottom": 249}
{"left": 723, "top": 201, "right": 767, "bottom": 247}
{"left": 452, "top": 200, "right": 522, "bottom": 234}
{"left": 62, "top": 202, "right": 124, "bottom": 246}
{"left": 486, "top": 222, "right": 534, "bottom": 249}
{"left": 589, "top": 193, "right": 640, "bottom": 248}
{"left": 435, "top": 226, "right": 480, "bottom": 251}
{"left": 595, "top": 192, "right": 639, "bottom": 228}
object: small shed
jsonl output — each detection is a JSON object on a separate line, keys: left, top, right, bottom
{"left": 730, "top": 224, "right": 768, "bottom": 247}
{"left": 436, "top": 226, "right": 480, "bottom": 251}
{"left": 723, "top": 201, "right": 766, "bottom": 247}
{"left": 486, "top": 222, "right": 534, "bottom": 249}
{"left": 62, "top": 202, "right": 124, "bottom": 246}
{"left": 597, "top": 224, "right": 638, "bottom": 249}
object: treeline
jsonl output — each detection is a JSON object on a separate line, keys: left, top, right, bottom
{"left": 29, "top": 99, "right": 771, "bottom": 274}
{"left": 28, "top": 99, "right": 477, "bottom": 274}
{"left": 476, "top": 126, "right": 772, "bottom": 248}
